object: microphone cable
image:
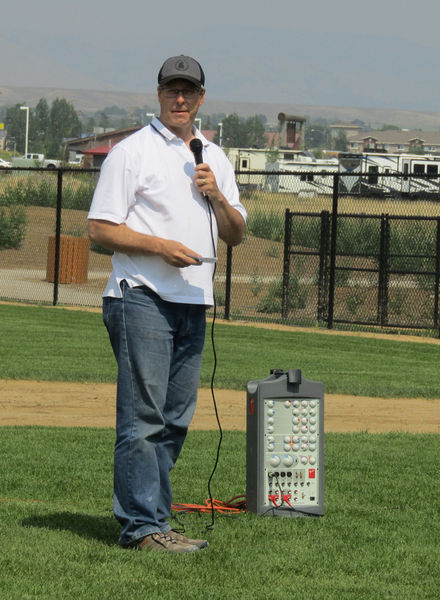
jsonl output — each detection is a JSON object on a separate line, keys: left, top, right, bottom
{"left": 189, "top": 137, "right": 223, "bottom": 531}
{"left": 205, "top": 196, "right": 223, "bottom": 531}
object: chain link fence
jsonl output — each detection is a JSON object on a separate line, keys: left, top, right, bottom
{"left": 1, "top": 167, "right": 439, "bottom": 336}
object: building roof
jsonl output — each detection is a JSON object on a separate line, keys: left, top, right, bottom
{"left": 347, "top": 129, "right": 440, "bottom": 145}
{"left": 83, "top": 143, "right": 116, "bottom": 155}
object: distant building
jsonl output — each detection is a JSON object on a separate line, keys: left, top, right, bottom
{"left": 346, "top": 129, "right": 440, "bottom": 154}
{"left": 70, "top": 125, "right": 217, "bottom": 167}
{"left": 65, "top": 126, "right": 142, "bottom": 166}
{"left": 330, "top": 123, "right": 364, "bottom": 139}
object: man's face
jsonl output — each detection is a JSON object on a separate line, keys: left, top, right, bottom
{"left": 158, "top": 79, "right": 205, "bottom": 134}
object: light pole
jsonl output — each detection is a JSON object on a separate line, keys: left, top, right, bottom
{"left": 20, "top": 106, "right": 30, "bottom": 156}
{"left": 218, "top": 122, "right": 223, "bottom": 146}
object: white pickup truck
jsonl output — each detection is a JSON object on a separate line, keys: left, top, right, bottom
{"left": 12, "top": 153, "right": 62, "bottom": 169}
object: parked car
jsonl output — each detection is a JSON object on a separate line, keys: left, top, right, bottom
{"left": 0, "top": 158, "right": 12, "bottom": 168}
{"left": 11, "top": 153, "right": 62, "bottom": 168}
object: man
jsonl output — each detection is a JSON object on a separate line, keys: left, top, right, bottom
{"left": 88, "top": 55, "right": 246, "bottom": 553}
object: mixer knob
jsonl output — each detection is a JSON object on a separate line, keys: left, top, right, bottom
{"left": 309, "top": 456, "right": 316, "bottom": 465}
{"left": 267, "top": 408, "right": 275, "bottom": 417}
{"left": 284, "top": 400, "right": 292, "bottom": 408}
{"left": 267, "top": 425, "right": 274, "bottom": 433}
{"left": 267, "top": 443, "right": 275, "bottom": 451}
{"left": 269, "top": 455, "right": 281, "bottom": 467}
{"left": 283, "top": 455, "right": 294, "bottom": 467}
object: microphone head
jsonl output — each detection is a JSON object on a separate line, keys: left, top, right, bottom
{"left": 189, "top": 138, "right": 203, "bottom": 154}
{"left": 189, "top": 138, "right": 204, "bottom": 164}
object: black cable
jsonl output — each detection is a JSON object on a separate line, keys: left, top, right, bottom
{"left": 204, "top": 198, "right": 222, "bottom": 531}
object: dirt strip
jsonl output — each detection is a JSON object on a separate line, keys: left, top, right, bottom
{"left": 0, "top": 380, "right": 438, "bottom": 433}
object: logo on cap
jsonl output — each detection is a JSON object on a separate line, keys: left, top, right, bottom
{"left": 175, "top": 58, "right": 189, "bottom": 72}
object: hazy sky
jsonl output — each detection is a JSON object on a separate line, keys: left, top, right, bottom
{"left": 2, "top": 0, "right": 440, "bottom": 111}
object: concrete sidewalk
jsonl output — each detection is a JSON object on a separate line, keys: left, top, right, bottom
{"left": 0, "top": 268, "right": 109, "bottom": 307}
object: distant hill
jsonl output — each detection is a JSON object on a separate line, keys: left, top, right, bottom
{"left": 2, "top": 85, "right": 440, "bottom": 130}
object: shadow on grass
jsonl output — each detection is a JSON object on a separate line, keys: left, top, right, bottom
{"left": 22, "top": 511, "right": 119, "bottom": 546}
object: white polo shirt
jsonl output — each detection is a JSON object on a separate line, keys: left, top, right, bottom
{"left": 88, "top": 118, "right": 246, "bottom": 305}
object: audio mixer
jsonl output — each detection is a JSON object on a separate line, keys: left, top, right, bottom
{"left": 246, "top": 369, "right": 324, "bottom": 517}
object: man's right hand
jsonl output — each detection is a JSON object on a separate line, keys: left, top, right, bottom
{"left": 88, "top": 219, "right": 202, "bottom": 268}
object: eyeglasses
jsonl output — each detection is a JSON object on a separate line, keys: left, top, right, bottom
{"left": 160, "top": 87, "right": 200, "bottom": 99}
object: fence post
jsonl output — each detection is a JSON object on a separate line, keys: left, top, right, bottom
{"left": 434, "top": 218, "right": 440, "bottom": 333}
{"left": 318, "top": 210, "right": 330, "bottom": 323}
{"left": 52, "top": 169, "right": 63, "bottom": 306}
{"left": 223, "top": 245, "right": 233, "bottom": 320}
{"left": 327, "top": 174, "right": 339, "bottom": 329}
{"left": 378, "top": 214, "right": 390, "bottom": 326}
{"left": 281, "top": 208, "right": 292, "bottom": 320}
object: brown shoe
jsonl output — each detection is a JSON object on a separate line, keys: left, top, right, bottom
{"left": 127, "top": 532, "right": 199, "bottom": 553}
{"left": 169, "top": 530, "right": 209, "bottom": 549}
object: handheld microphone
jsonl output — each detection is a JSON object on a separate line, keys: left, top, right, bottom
{"left": 190, "top": 138, "right": 210, "bottom": 203}
{"left": 189, "top": 138, "right": 204, "bottom": 165}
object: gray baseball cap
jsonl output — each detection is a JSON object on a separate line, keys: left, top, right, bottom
{"left": 158, "top": 55, "right": 205, "bottom": 88}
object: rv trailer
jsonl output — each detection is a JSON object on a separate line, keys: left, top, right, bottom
{"left": 226, "top": 147, "right": 339, "bottom": 194}
{"left": 338, "top": 152, "right": 440, "bottom": 197}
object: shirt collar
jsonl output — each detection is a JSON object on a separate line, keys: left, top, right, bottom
{"left": 150, "top": 117, "right": 209, "bottom": 148}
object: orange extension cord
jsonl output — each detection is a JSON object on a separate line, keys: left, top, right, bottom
{"left": 172, "top": 495, "right": 247, "bottom": 514}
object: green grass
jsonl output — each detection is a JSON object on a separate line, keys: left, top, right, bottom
{"left": 1, "top": 303, "right": 440, "bottom": 398}
{"left": 1, "top": 304, "right": 439, "bottom": 598}
{"left": 0, "top": 427, "right": 439, "bottom": 599}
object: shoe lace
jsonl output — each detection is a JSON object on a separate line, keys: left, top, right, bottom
{"left": 153, "top": 532, "right": 177, "bottom": 547}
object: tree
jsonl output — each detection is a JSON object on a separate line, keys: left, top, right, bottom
{"left": 333, "top": 130, "right": 348, "bottom": 152}
{"left": 47, "top": 98, "right": 82, "bottom": 158}
{"left": 213, "top": 113, "right": 266, "bottom": 148}
{"left": 304, "top": 122, "right": 331, "bottom": 150}
{"left": 5, "top": 104, "right": 28, "bottom": 153}
{"left": 33, "top": 99, "right": 50, "bottom": 153}
{"left": 380, "top": 124, "right": 401, "bottom": 131}
{"left": 244, "top": 115, "right": 266, "bottom": 148}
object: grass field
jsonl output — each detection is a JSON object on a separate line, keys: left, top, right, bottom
{"left": 1, "top": 303, "right": 440, "bottom": 397}
{"left": 1, "top": 303, "right": 439, "bottom": 599}
{"left": 1, "top": 427, "right": 439, "bottom": 599}
{"left": 241, "top": 189, "right": 440, "bottom": 217}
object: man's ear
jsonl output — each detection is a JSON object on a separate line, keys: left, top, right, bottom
{"left": 198, "top": 88, "right": 206, "bottom": 108}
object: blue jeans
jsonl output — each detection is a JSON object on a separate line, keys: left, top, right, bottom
{"left": 103, "top": 282, "right": 206, "bottom": 546}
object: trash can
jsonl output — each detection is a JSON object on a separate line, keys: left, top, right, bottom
{"left": 46, "top": 235, "right": 90, "bottom": 284}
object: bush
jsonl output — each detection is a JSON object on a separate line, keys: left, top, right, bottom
{"left": 0, "top": 204, "right": 27, "bottom": 249}
{"left": 257, "top": 276, "right": 307, "bottom": 314}
{"left": 247, "top": 210, "right": 284, "bottom": 242}
{"left": 0, "top": 173, "right": 96, "bottom": 211}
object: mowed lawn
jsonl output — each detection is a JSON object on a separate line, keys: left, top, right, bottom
{"left": 0, "top": 303, "right": 439, "bottom": 599}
